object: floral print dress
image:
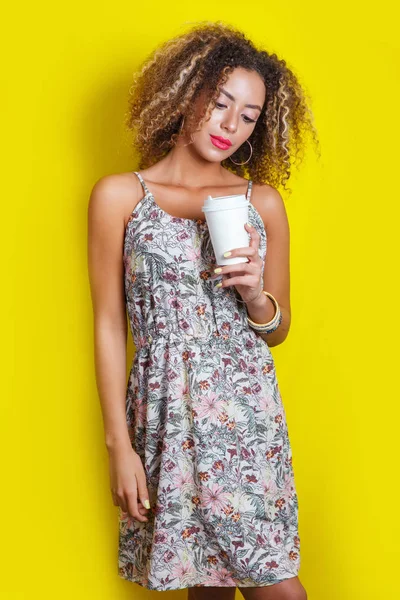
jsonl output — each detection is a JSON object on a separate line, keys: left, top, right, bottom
{"left": 118, "top": 171, "right": 300, "bottom": 591}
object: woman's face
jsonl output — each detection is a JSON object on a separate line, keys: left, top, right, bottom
{"left": 185, "top": 67, "right": 266, "bottom": 163}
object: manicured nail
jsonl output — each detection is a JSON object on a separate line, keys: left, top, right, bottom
{"left": 246, "top": 222, "right": 253, "bottom": 228}
{"left": 143, "top": 499, "right": 150, "bottom": 509}
{"left": 214, "top": 267, "right": 222, "bottom": 274}
{"left": 223, "top": 251, "right": 231, "bottom": 257}
{"left": 215, "top": 282, "right": 222, "bottom": 288}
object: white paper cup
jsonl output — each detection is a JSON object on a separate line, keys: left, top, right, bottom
{"left": 202, "top": 194, "right": 250, "bottom": 265}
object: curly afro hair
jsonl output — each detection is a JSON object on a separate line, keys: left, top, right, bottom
{"left": 125, "top": 20, "right": 320, "bottom": 193}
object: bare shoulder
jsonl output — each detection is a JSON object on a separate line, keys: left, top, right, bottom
{"left": 251, "top": 182, "right": 289, "bottom": 235}
{"left": 88, "top": 171, "right": 143, "bottom": 228}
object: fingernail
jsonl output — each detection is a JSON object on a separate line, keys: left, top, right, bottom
{"left": 246, "top": 222, "right": 253, "bottom": 228}
{"left": 223, "top": 251, "right": 231, "bottom": 257}
{"left": 214, "top": 267, "right": 222, "bottom": 274}
{"left": 143, "top": 499, "right": 150, "bottom": 509}
{"left": 215, "top": 282, "right": 222, "bottom": 288}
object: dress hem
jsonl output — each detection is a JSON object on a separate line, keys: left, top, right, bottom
{"left": 117, "top": 570, "right": 299, "bottom": 592}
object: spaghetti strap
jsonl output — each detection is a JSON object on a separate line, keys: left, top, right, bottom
{"left": 246, "top": 179, "right": 253, "bottom": 203}
{"left": 132, "top": 171, "right": 150, "bottom": 196}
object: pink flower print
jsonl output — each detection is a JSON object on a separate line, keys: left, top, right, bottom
{"left": 178, "top": 319, "right": 190, "bottom": 332}
{"left": 262, "top": 476, "right": 278, "bottom": 496}
{"left": 163, "top": 549, "right": 174, "bottom": 562}
{"left": 135, "top": 397, "right": 147, "bottom": 428}
{"left": 185, "top": 245, "right": 201, "bottom": 261}
{"left": 177, "top": 230, "right": 190, "bottom": 241}
{"left": 166, "top": 368, "right": 179, "bottom": 383}
{"left": 206, "top": 567, "right": 237, "bottom": 586}
{"left": 170, "top": 557, "right": 197, "bottom": 581}
{"left": 195, "top": 392, "right": 225, "bottom": 425}
{"left": 259, "top": 393, "right": 275, "bottom": 412}
{"left": 169, "top": 296, "right": 183, "bottom": 309}
{"left": 200, "top": 482, "right": 231, "bottom": 516}
{"left": 164, "top": 459, "right": 176, "bottom": 472}
{"left": 175, "top": 379, "right": 191, "bottom": 400}
{"left": 175, "top": 469, "right": 195, "bottom": 490}
{"left": 265, "top": 560, "right": 279, "bottom": 569}
{"left": 248, "top": 362, "right": 258, "bottom": 375}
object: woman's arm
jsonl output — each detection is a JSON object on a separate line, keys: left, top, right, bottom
{"left": 88, "top": 174, "right": 151, "bottom": 521}
{"left": 245, "top": 185, "right": 291, "bottom": 347}
{"left": 87, "top": 174, "right": 135, "bottom": 452}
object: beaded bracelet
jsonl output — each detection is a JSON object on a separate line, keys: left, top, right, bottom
{"left": 247, "top": 291, "right": 282, "bottom": 334}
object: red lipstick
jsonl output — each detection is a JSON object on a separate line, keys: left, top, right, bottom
{"left": 210, "top": 135, "right": 232, "bottom": 150}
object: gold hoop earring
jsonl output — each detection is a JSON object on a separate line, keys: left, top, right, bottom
{"left": 229, "top": 139, "right": 253, "bottom": 165}
{"left": 180, "top": 116, "right": 194, "bottom": 146}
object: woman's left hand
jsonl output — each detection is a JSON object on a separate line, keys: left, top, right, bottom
{"left": 211, "top": 223, "right": 263, "bottom": 304}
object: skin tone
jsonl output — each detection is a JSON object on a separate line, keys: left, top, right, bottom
{"left": 88, "top": 67, "right": 303, "bottom": 600}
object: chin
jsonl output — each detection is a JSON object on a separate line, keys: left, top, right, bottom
{"left": 196, "top": 145, "right": 229, "bottom": 163}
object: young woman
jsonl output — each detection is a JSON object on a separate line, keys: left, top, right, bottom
{"left": 88, "top": 21, "right": 318, "bottom": 599}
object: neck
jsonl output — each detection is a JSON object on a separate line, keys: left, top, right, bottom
{"left": 154, "top": 141, "right": 228, "bottom": 188}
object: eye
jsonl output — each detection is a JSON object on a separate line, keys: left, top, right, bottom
{"left": 215, "top": 103, "right": 256, "bottom": 124}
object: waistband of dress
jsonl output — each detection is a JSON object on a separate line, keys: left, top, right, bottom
{"left": 133, "top": 324, "right": 257, "bottom": 352}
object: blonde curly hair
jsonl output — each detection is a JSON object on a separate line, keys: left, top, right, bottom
{"left": 125, "top": 20, "right": 320, "bottom": 192}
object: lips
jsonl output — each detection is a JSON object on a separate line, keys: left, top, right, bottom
{"left": 210, "top": 135, "right": 232, "bottom": 150}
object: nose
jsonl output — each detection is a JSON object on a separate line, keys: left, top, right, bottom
{"left": 222, "top": 112, "right": 238, "bottom": 134}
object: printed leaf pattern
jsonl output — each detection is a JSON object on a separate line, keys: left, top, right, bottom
{"left": 119, "top": 191, "right": 300, "bottom": 591}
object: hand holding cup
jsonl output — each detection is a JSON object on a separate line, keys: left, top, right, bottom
{"left": 211, "top": 222, "right": 264, "bottom": 305}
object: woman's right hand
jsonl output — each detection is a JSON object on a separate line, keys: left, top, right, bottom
{"left": 108, "top": 444, "right": 151, "bottom": 523}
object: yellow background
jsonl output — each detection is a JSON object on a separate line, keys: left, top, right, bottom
{"left": 3, "top": 2, "right": 399, "bottom": 599}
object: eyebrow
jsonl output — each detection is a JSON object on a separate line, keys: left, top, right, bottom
{"left": 220, "top": 87, "right": 263, "bottom": 111}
